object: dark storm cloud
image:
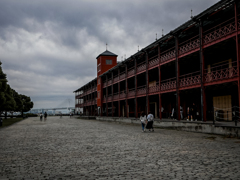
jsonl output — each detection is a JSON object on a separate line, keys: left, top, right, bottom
{"left": 0, "top": 0, "right": 219, "bottom": 108}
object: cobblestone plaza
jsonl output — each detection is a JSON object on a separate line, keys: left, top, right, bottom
{"left": 0, "top": 117, "right": 240, "bottom": 179}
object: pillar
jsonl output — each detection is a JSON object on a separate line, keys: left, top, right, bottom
{"left": 118, "top": 69, "right": 121, "bottom": 117}
{"left": 235, "top": 2, "right": 240, "bottom": 119}
{"left": 158, "top": 43, "right": 162, "bottom": 120}
{"left": 106, "top": 75, "right": 108, "bottom": 117}
{"left": 199, "top": 20, "right": 207, "bottom": 121}
{"left": 134, "top": 57, "right": 138, "bottom": 118}
{"left": 175, "top": 36, "right": 180, "bottom": 120}
{"left": 112, "top": 72, "right": 114, "bottom": 117}
{"left": 145, "top": 51, "right": 149, "bottom": 114}
{"left": 125, "top": 64, "right": 128, "bottom": 117}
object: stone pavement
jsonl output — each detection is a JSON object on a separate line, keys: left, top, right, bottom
{"left": 0, "top": 116, "right": 240, "bottom": 180}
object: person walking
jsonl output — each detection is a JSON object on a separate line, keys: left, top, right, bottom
{"left": 146, "top": 111, "right": 154, "bottom": 132}
{"left": 192, "top": 103, "right": 197, "bottom": 121}
{"left": 187, "top": 107, "right": 192, "bottom": 121}
{"left": 139, "top": 111, "right": 147, "bottom": 132}
{"left": 44, "top": 112, "right": 47, "bottom": 121}
{"left": 180, "top": 106, "right": 183, "bottom": 120}
{"left": 40, "top": 113, "right": 43, "bottom": 121}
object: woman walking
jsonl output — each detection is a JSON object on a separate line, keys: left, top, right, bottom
{"left": 139, "top": 111, "right": 147, "bottom": 132}
{"left": 146, "top": 111, "right": 154, "bottom": 132}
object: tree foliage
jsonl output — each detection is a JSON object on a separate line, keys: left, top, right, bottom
{"left": 20, "top": 94, "right": 33, "bottom": 112}
{"left": 0, "top": 61, "right": 7, "bottom": 110}
{"left": 0, "top": 61, "right": 33, "bottom": 115}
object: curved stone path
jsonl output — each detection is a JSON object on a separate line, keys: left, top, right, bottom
{"left": 0, "top": 116, "right": 240, "bottom": 179}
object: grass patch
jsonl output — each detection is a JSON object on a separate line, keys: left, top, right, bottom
{"left": 0, "top": 118, "right": 23, "bottom": 128}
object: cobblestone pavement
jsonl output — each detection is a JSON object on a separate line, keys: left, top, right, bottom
{"left": 0, "top": 117, "right": 240, "bottom": 180}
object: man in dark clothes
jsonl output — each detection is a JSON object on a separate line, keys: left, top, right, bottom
{"left": 44, "top": 112, "right": 47, "bottom": 121}
{"left": 192, "top": 103, "right": 197, "bottom": 121}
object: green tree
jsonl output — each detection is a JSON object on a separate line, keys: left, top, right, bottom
{"left": 0, "top": 61, "right": 33, "bottom": 118}
{"left": 0, "top": 61, "right": 8, "bottom": 115}
{"left": 3, "top": 84, "right": 16, "bottom": 119}
{"left": 20, "top": 95, "right": 34, "bottom": 116}
{"left": 12, "top": 89, "right": 23, "bottom": 112}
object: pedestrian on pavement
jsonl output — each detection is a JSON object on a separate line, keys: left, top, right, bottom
{"left": 146, "top": 111, "right": 154, "bottom": 132}
{"left": 40, "top": 113, "right": 43, "bottom": 121}
{"left": 180, "top": 106, "right": 183, "bottom": 120}
{"left": 171, "top": 107, "right": 175, "bottom": 119}
{"left": 187, "top": 107, "right": 192, "bottom": 121}
{"left": 139, "top": 111, "right": 147, "bottom": 132}
{"left": 192, "top": 103, "right": 197, "bottom": 121}
{"left": 44, "top": 112, "right": 47, "bottom": 121}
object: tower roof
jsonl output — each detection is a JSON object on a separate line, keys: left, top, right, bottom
{"left": 96, "top": 50, "right": 118, "bottom": 59}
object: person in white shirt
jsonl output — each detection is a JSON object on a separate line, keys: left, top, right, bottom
{"left": 146, "top": 111, "right": 154, "bottom": 132}
{"left": 180, "top": 106, "right": 183, "bottom": 120}
{"left": 139, "top": 111, "right": 147, "bottom": 132}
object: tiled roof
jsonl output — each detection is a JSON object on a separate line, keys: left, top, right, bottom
{"left": 96, "top": 50, "right": 118, "bottom": 59}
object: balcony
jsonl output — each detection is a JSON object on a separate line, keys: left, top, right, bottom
{"left": 137, "top": 62, "right": 146, "bottom": 74}
{"left": 160, "top": 48, "right": 175, "bottom": 65}
{"left": 128, "top": 88, "right": 136, "bottom": 98}
{"left": 179, "top": 35, "right": 200, "bottom": 57}
{"left": 107, "top": 95, "right": 112, "bottom": 102}
{"left": 161, "top": 77, "right": 176, "bottom": 92}
{"left": 119, "top": 91, "right": 126, "bottom": 99}
{"left": 127, "top": 68, "right": 135, "bottom": 77}
{"left": 103, "top": 96, "right": 106, "bottom": 103}
{"left": 137, "top": 85, "right": 146, "bottom": 96}
{"left": 204, "top": 61, "right": 238, "bottom": 85}
{"left": 113, "top": 93, "right": 119, "bottom": 101}
{"left": 148, "top": 56, "right": 159, "bottom": 69}
{"left": 179, "top": 71, "right": 201, "bottom": 89}
{"left": 149, "top": 83, "right": 159, "bottom": 94}
{"left": 119, "top": 72, "right": 126, "bottom": 81}
{"left": 108, "top": 79, "right": 112, "bottom": 86}
{"left": 103, "top": 81, "right": 107, "bottom": 88}
{"left": 203, "top": 17, "right": 236, "bottom": 47}
{"left": 113, "top": 75, "right": 119, "bottom": 83}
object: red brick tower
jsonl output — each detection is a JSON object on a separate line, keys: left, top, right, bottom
{"left": 96, "top": 50, "right": 118, "bottom": 110}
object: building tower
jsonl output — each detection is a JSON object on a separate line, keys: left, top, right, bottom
{"left": 96, "top": 50, "right": 118, "bottom": 114}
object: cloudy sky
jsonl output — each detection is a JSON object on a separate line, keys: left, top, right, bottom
{"left": 0, "top": 0, "right": 219, "bottom": 109}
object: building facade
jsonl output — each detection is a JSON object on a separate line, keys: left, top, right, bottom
{"left": 74, "top": 0, "right": 240, "bottom": 121}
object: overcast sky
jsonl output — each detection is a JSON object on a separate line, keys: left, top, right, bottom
{"left": 0, "top": 0, "right": 219, "bottom": 109}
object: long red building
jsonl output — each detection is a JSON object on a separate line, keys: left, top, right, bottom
{"left": 74, "top": 0, "right": 240, "bottom": 121}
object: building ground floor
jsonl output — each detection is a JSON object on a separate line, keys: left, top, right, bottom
{"left": 83, "top": 81, "right": 239, "bottom": 121}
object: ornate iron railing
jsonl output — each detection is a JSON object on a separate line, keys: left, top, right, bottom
{"left": 119, "top": 91, "right": 126, "bottom": 98}
{"left": 119, "top": 73, "right": 126, "bottom": 80}
{"left": 137, "top": 85, "right": 146, "bottom": 95}
{"left": 179, "top": 35, "right": 200, "bottom": 56}
{"left": 161, "top": 78, "right": 176, "bottom": 91}
{"left": 127, "top": 68, "right": 135, "bottom": 77}
{"left": 107, "top": 95, "right": 112, "bottom": 102}
{"left": 179, "top": 71, "right": 201, "bottom": 88}
{"left": 108, "top": 79, "right": 112, "bottom": 86}
{"left": 160, "top": 48, "right": 175, "bottom": 64}
{"left": 113, "top": 76, "right": 119, "bottom": 83}
{"left": 148, "top": 56, "right": 159, "bottom": 68}
{"left": 137, "top": 62, "right": 146, "bottom": 73}
{"left": 204, "top": 61, "right": 238, "bottom": 83}
{"left": 128, "top": 88, "right": 136, "bottom": 97}
{"left": 103, "top": 81, "right": 107, "bottom": 87}
{"left": 113, "top": 93, "right": 119, "bottom": 100}
{"left": 149, "top": 83, "right": 159, "bottom": 93}
{"left": 103, "top": 96, "right": 106, "bottom": 103}
{"left": 203, "top": 17, "right": 236, "bottom": 45}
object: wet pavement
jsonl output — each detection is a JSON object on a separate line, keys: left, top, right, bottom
{"left": 0, "top": 116, "right": 240, "bottom": 180}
